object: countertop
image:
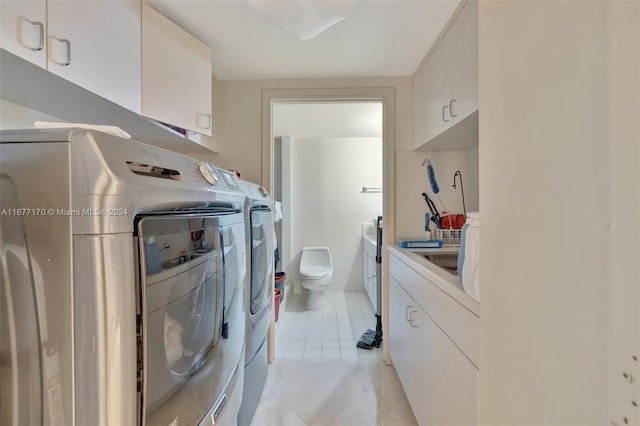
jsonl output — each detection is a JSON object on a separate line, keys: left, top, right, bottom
{"left": 387, "top": 244, "right": 479, "bottom": 316}
{"left": 363, "top": 234, "right": 377, "bottom": 247}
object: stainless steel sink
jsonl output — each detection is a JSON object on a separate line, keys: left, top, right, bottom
{"left": 421, "top": 252, "right": 459, "bottom": 276}
{"left": 161, "top": 254, "right": 199, "bottom": 269}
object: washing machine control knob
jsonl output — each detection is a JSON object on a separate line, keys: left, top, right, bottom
{"left": 198, "top": 162, "right": 219, "bottom": 186}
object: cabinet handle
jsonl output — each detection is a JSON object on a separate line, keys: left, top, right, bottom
{"left": 197, "top": 113, "right": 211, "bottom": 130}
{"left": 30, "top": 21, "right": 44, "bottom": 52}
{"left": 409, "top": 309, "right": 418, "bottom": 327}
{"left": 442, "top": 105, "right": 450, "bottom": 122}
{"left": 405, "top": 306, "right": 411, "bottom": 321}
{"left": 449, "top": 99, "right": 457, "bottom": 117}
{"left": 59, "top": 39, "right": 71, "bottom": 66}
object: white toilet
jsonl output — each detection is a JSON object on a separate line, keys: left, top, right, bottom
{"left": 299, "top": 247, "right": 333, "bottom": 311}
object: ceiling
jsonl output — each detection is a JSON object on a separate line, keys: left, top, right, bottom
{"left": 273, "top": 102, "right": 382, "bottom": 138}
{"left": 150, "top": 0, "right": 462, "bottom": 80}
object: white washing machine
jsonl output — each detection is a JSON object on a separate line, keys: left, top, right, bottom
{"left": 237, "top": 180, "right": 274, "bottom": 426}
{"left": 0, "top": 129, "right": 246, "bottom": 426}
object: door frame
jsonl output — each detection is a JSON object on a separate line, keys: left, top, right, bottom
{"left": 261, "top": 87, "right": 396, "bottom": 365}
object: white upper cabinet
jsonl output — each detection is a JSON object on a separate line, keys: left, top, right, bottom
{"left": 2, "top": 0, "right": 143, "bottom": 114}
{"left": 141, "top": 3, "right": 212, "bottom": 137}
{"left": 413, "top": 0, "right": 478, "bottom": 149}
{"left": 1, "top": 0, "right": 47, "bottom": 68}
{"left": 414, "top": 29, "right": 454, "bottom": 148}
{"left": 450, "top": 0, "right": 478, "bottom": 123}
{"left": 46, "top": 0, "right": 142, "bottom": 114}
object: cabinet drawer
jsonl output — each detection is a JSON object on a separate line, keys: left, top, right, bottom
{"left": 389, "top": 252, "right": 478, "bottom": 366}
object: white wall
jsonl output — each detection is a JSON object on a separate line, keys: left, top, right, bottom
{"left": 395, "top": 148, "right": 478, "bottom": 239}
{"left": 287, "top": 137, "right": 382, "bottom": 291}
{"left": 479, "top": 1, "right": 609, "bottom": 424}
{"left": 607, "top": 2, "right": 640, "bottom": 425}
{"left": 608, "top": 0, "right": 640, "bottom": 351}
{"left": 0, "top": 99, "right": 62, "bottom": 128}
{"left": 204, "top": 77, "right": 413, "bottom": 236}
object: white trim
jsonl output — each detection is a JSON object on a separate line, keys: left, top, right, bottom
{"left": 261, "top": 87, "right": 396, "bottom": 366}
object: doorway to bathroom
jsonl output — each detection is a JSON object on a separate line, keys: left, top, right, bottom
{"left": 271, "top": 101, "right": 383, "bottom": 362}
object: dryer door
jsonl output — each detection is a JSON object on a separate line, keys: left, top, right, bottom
{"left": 0, "top": 175, "right": 43, "bottom": 426}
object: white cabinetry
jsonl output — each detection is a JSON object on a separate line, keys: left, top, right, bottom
{"left": 46, "top": 0, "right": 141, "bottom": 114}
{"left": 2, "top": 0, "right": 141, "bottom": 114}
{"left": 362, "top": 237, "right": 377, "bottom": 308}
{"left": 389, "top": 250, "right": 478, "bottom": 426}
{"left": 141, "top": 3, "right": 212, "bottom": 136}
{"left": 413, "top": 0, "right": 478, "bottom": 149}
{"left": 413, "top": 26, "right": 452, "bottom": 148}
{"left": 1, "top": 0, "right": 47, "bottom": 68}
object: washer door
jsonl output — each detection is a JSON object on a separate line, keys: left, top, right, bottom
{"left": 249, "top": 206, "right": 274, "bottom": 315}
{"left": 137, "top": 206, "right": 245, "bottom": 426}
{"left": 139, "top": 214, "right": 223, "bottom": 415}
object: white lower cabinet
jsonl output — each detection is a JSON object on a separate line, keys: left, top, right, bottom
{"left": 362, "top": 237, "right": 377, "bottom": 309}
{"left": 389, "top": 275, "right": 477, "bottom": 425}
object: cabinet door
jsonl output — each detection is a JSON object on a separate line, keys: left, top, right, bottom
{"left": 413, "top": 32, "right": 454, "bottom": 149}
{"left": 450, "top": 0, "right": 478, "bottom": 122}
{"left": 141, "top": 3, "right": 212, "bottom": 136}
{"left": 390, "top": 276, "right": 478, "bottom": 426}
{"left": 412, "top": 0, "right": 478, "bottom": 149}
{"left": 47, "top": 0, "right": 141, "bottom": 114}
{"left": 1, "top": 0, "right": 47, "bottom": 68}
{"left": 389, "top": 275, "right": 415, "bottom": 392}
{"left": 362, "top": 245, "right": 369, "bottom": 293}
{"left": 368, "top": 253, "right": 377, "bottom": 309}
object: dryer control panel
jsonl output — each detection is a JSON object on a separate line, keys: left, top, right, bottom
{"left": 198, "top": 162, "right": 220, "bottom": 186}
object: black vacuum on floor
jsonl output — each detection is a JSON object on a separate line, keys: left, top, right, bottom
{"left": 357, "top": 216, "right": 383, "bottom": 350}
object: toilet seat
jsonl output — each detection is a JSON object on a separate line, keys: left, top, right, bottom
{"left": 301, "top": 265, "right": 330, "bottom": 280}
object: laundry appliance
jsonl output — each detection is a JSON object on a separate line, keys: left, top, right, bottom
{"left": 0, "top": 129, "right": 246, "bottom": 426}
{"left": 237, "top": 180, "right": 274, "bottom": 426}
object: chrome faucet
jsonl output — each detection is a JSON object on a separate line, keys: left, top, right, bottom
{"left": 452, "top": 170, "right": 467, "bottom": 218}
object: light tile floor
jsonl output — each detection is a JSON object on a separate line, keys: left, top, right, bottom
{"left": 274, "top": 291, "right": 383, "bottom": 361}
{"left": 250, "top": 291, "right": 418, "bottom": 426}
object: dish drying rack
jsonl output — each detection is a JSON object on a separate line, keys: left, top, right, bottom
{"left": 430, "top": 228, "right": 462, "bottom": 245}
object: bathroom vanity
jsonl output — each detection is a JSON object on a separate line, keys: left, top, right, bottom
{"left": 387, "top": 245, "right": 479, "bottom": 426}
{"left": 362, "top": 234, "right": 378, "bottom": 308}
